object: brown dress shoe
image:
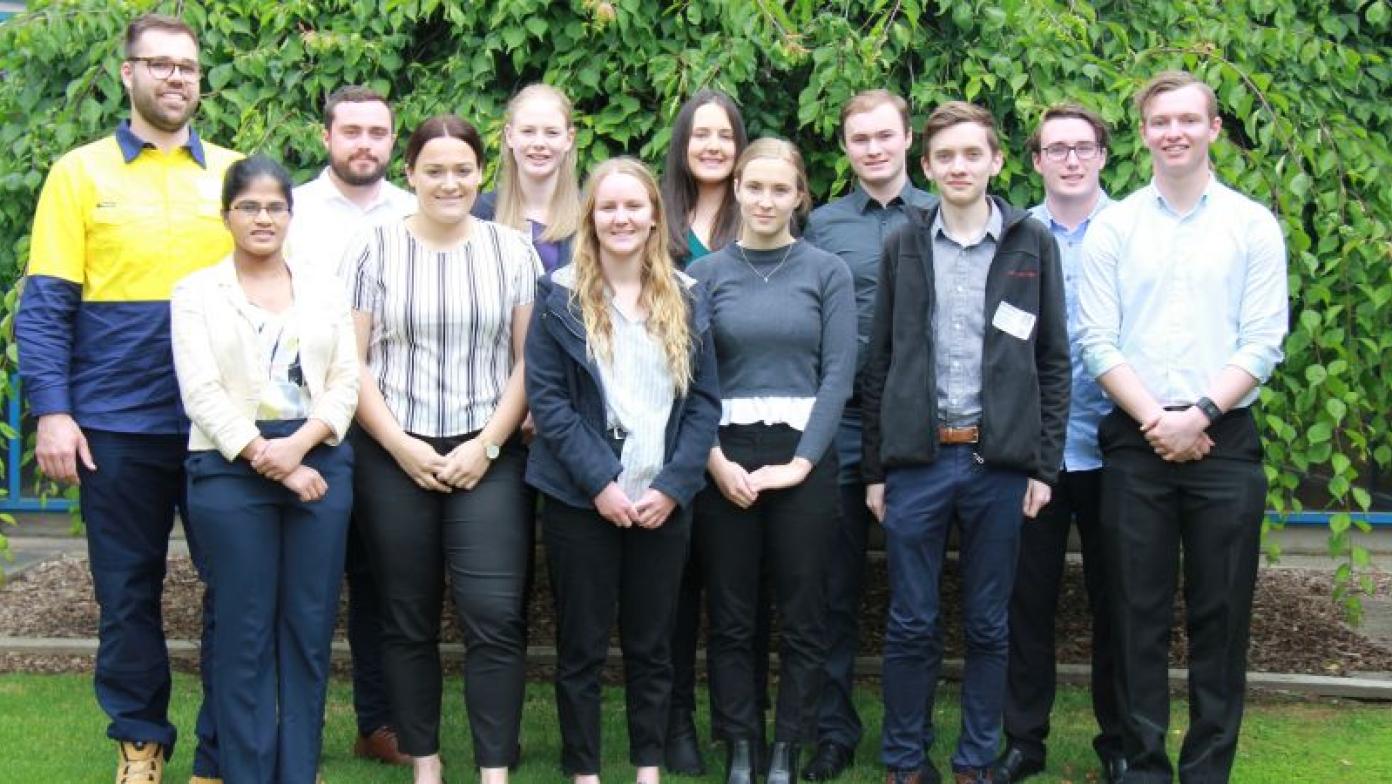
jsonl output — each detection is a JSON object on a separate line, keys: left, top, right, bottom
{"left": 352, "top": 726, "right": 411, "bottom": 766}
{"left": 953, "top": 768, "right": 991, "bottom": 784}
{"left": 885, "top": 769, "right": 923, "bottom": 784}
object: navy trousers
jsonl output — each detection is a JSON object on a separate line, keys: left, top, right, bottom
{"left": 880, "top": 446, "right": 1026, "bottom": 773}
{"left": 79, "top": 429, "right": 219, "bottom": 777}
{"left": 815, "top": 409, "right": 940, "bottom": 754}
{"left": 344, "top": 510, "right": 392, "bottom": 736}
{"left": 186, "top": 421, "right": 352, "bottom": 784}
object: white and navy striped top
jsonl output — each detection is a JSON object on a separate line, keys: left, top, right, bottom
{"left": 344, "top": 219, "right": 542, "bottom": 438}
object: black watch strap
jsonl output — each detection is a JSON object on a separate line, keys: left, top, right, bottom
{"left": 1194, "top": 396, "right": 1222, "bottom": 424}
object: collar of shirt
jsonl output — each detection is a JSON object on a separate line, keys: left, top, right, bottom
{"left": 116, "top": 119, "right": 208, "bottom": 168}
{"left": 848, "top": 180, "right": 936, "bottom": 214}
{"left": 931, "top": 199, "right": 1001, "bottom": 248}
{"left": 1147, "top": 175, "right": 1217, "bottom": 220}
{"left": 303, "top": 166, "right": 406, "bottom": 214}
{"left": 1033, "top": 191, "right": 1112, "bottom": 239}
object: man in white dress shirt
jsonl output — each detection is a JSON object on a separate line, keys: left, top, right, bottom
{"left": 290, "top": 84, "right": 415, "bottom": 766}
{"left": 1077, "top": 71, "right": 1288, "bottom": 784}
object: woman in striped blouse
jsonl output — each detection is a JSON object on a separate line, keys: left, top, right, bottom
{"left": 342, "top": 115, "right": 540, "bottom": 784}
{"left": 524, "top": 157, "right": 720, "bottom": 784}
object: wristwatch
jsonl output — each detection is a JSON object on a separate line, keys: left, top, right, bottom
{"left": 482, "top": 439, "right": 501, "bottom": 460}
{"left": 1193, "top": 397, "right": 1222, "bottom": 425}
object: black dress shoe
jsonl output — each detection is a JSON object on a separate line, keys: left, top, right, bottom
{"left": 802, "top": 742, "right": 854, "bottom": 782}
{"left": 1101, "top": 756, "right": 1127, "bottom": 784}
{"left": 991, "top": 747, "right": 1044, "bottom": 783}
{"left": 665, "top": 714, "right": 706, "bottom": 776}
{"left": 726, "top": 739, "right": 755, "bottom": 784}
{"left": 766, "top": 742, "right": 799, "bottom": 784}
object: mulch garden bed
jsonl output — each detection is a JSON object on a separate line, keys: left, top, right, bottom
{"left": 2, "top": 551, "right": 1390, "bottom": 678}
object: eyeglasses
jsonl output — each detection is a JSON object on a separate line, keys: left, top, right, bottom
{"left": 1041, "top": 142, "right": 1102, "bottom": 162}
{"left": 229, "top": 201, "right": 291, "bottom": 217}
{"left": 129, "top": 57, "right": 201, "bottom": 80}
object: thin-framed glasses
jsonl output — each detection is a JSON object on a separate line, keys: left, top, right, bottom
{"left": 128, "top": 57, "right": 201, "bottom": 80}
{"left": 229, "top": 201, "right": 291, "bottom": 217}
{"left": 1041, "top": 142, "right": 1102, "bottom": 162}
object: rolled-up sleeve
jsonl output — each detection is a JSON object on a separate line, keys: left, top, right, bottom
{"left": 1226, "top": 209, "right": 1288, "bottom": 382}
{"left": 1077, "top": 214, "right": 1126, "bottom": 379}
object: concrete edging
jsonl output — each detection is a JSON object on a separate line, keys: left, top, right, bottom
{"left": 2, "top": 636, "right": 1388, "bottom": 702}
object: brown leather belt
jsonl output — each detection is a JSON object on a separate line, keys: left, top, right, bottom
{"left": 938, "top": 425, "right": 980, "bottom": 445}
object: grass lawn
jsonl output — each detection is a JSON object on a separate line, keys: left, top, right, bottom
{"left": 1, "top": 673, "right": 1388, "bottom": 782}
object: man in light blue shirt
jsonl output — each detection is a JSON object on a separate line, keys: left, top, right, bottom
{"left": 995, "top": 104, "right": 1123, "bottom": 784}
{"left": 1077, "top": 71, "right": 1288, "bottom": 784}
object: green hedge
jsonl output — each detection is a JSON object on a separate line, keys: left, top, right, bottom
{"left": 1, "top": 0, "right": 1389, "bottom": 612}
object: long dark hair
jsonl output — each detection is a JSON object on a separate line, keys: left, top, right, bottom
{"left": 660, "top": 89, "right": 748, "bottom": 264}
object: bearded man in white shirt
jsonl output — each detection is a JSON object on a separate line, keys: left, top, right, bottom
{"left": 289, "top": 84, "right": 415, "bottom": 766}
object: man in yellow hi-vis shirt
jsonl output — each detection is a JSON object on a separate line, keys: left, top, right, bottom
{"left": 16, "top": 13, "right": 241, "bottom": 784}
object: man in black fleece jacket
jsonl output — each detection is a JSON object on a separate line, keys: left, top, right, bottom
{"left": 861, "top": 102, "right": 1070, "bottom": 784}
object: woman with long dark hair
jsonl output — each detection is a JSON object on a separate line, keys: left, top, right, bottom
{"left": 661, "top": 89, "right": 749, "bottom": 267}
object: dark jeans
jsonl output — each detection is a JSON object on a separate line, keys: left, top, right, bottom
{"left": 352, "top": 429, "right": 532, "bottom": 766}
{"left": 345, "top": 506, "right": 391, "bottom": 737}
{"left": 880, "top": 446, "right": 1026, "bottom": 772}
{"left": 696, "top": 423, "right": 838, "bottom": 744}
{"left": 1005, "top": 468, "right": 1122, "bottom": 764}
{"left": 78, "top": 429, "right": 219, "bottom": 777}
{"left": 1098, "top": 408, "right": 1266, "bottom": 784}
{"left": 544, "top": 496, "right": 692, "bottom": 774}
{"left": 186, "top": 420, "right": 352, "bottom": 784}
{"left": 815, "top": 410, "right": 941, "bottom": 754}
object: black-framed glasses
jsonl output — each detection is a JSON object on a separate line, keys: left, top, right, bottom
{"left": 1041, "top": 142, "right": 1102, "bottom": 162}
{"left": 229, "top": 201, "right": 291, "bottom": 217}
{"left": 128, "top": 57, "right": 201, "bottom": 80}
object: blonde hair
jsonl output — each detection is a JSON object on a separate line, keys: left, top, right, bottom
{"left": 572, "top": 158, "right": 693, "bottom": 394}
{"left": 733, "top": 138, "right": 813, "bottom": 236}
{"left": 496, "top": 84, "right": 581, "bottom": 242}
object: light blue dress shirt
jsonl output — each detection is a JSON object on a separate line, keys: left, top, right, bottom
{"left": 1031, "top": 195, "right": 1113, "bottom": 472}
{"left": 1077, "top": 177, "right": 1288, "bottom": 410}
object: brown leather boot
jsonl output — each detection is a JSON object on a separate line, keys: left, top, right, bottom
{"left": 352, "top": 725, "right": 411, "bottom": 766}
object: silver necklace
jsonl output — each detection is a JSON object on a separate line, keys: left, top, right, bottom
{"left": 737, "top": 241, "right": 794, "bottom": 283}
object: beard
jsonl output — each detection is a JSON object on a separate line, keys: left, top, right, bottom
{"left": 331, "top": 154, "right": 388, "bottom": 187}
{"left": 131, "top": 87, "right": 198, "bottom": 133}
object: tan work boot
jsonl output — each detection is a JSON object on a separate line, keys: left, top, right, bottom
{"left": 115, "top": 741, "right": 164, "bottom": 784}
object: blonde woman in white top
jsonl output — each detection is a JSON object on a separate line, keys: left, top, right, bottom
{"left": 171, "top": 155, "right": 359, "bottom": 784}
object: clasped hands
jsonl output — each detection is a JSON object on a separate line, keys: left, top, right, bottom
{"left": 387, "top": 433, "right": 493, "bottom": 493}
{"left": 246, "top": 436, "right": 326, "bottom": 502}
{"left": 595, "top": 483, "right": 677, "bottom": 529}
{"left": 708, "top": 451, "right": 813, "bottom": 510}
{"left": 1141, "top": 407, "right": 1213, "bottom": 463}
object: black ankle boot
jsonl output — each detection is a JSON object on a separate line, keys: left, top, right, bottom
{"left": 766, "top": 742, "right": 799, "bottom": 784}
{"left": 726, "top": 739, "right": 755, "bottom": 784}
{"left": 666, "top": 711, "right": 706, "bottom": 775}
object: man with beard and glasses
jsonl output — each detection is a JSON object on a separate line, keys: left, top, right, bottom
{"left": 286, "top": 84, "right": 416, "bottom": 767}
{"left": 17, "top": 13, "right": 242, "bottom": 784}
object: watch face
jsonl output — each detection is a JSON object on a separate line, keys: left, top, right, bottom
{"left": 485, "top": 443, "right": 501, "bottom": 460}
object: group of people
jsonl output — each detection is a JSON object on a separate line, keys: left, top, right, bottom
{"left": 16, "top": 12, "right": 1288, "bottom": 784}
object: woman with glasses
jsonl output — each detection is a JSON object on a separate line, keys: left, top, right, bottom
{"left": 344, "top": 115, "right": 540, "bottom": 784}
{"left": 172, "top": 154, "right": 360, "bottom": 784}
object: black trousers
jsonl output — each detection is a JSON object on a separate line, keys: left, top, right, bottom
{"left": 544, "top": 496, "right": 692, "bottom": 774}
{"left": 1004, "top": 468, "right": 1122, "bottom": 763}
{"left": 345, "top": 507, "right": 392, "bottom": 736}
{"left": 352, "top": 430, "right": 532, "bottom": 766}
{"left": 1098, "top": 408, "right": 1266, "bottom": 784}
{"left": 696, "top": 424, "right": 838, "bottom": 744}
